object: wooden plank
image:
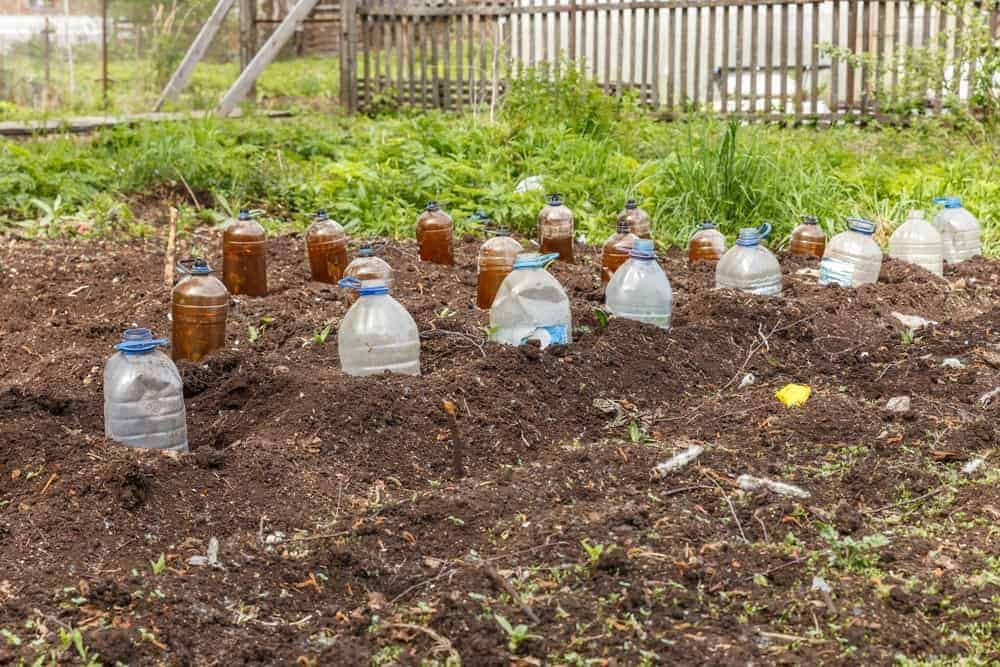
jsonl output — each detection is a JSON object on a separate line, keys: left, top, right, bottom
{"left": 666, "top": 6, "right": 675, "bottom": 107}
{"left": 419, "top": 14, "right": 428, "bottom": 109}
{"left": 555, "top": 0, "right": 563, "bottom": 77}
{"left": 679, "top": 6, "right": 688, "bottom": 103}
{"left": 456, "top": 11, "right": 464, "bottom": 110}
{"left": 529, "top": 0, "right": 536, "bottom": 66}
{"left": 431, "top": 12, "right": 440, "bottom": 107}
{"left": 707, "top": 3, "right": 716, "bottom": 107}
{"left": 779, "top": 2, "right": 788, "bottom": 113}
{"left": 364, "top": 11, "right": 372, "bottom": 103}
{"left": 749, "top": 3, "right": 757, "bottom": 112}
{"left": 794, "top": 0, "right": 803, "bottom": 114}
{"left": 406, "top": 14, "right": 415, "bottom": 105}
{"left": 630, "top": 3, "right": 638, "bottom": 86}
{"left": 542, "top": 0, "right": 549, "bottom": 63}
{"left": 396, "top": 9, "right": 404, "bottom": 105}
{"left": 591, "top": 3, "right": 600, "bottom": 78}
{"left": 0, "top": 109, "right": 291, "bottom": 137}
{"left": 952, "top": 2, "right": 963, "bottom": 98}
{"left": 651, "top": 5, "right": 660, "bottom": 107}
{"left": 692, "top": 6, "right": 701, "bottom": 105}
{"left": 830, "top": 0, "right": 840, "bottom": 113}
{"left": 569, "top": 0, "right": 577, "bottom": 61}
{"left": 443, "top": 11, "right": 452, "bottom": 109}
{"left": 860, "top": 0, "right": 870, "bottom": 112}
{"left": 891, "top": 0, "right": 901, "bottom": 94}
{"left": 735, "top": 4, "right": 743, "bottom": 111}
{"left": 934, "top": 0, "right": 945, "bottom": 108}
{"left": 468, "top": 8, "right": 477, "bottom": 105}
{"left": 480, "top": 9, "right": 489, "bottom": 101}
{"left": 763, "top": 1, "right": 772, "bottom": 112}
{"left": 617, "top": 4, "right": 625, "bottom": 90}
{"left": 875, "top": 0, "right": 886, "bottom": 104}
{"left": 845, "top": 0, "right": 856, "bottom": 109}
{"left": 604, "top": 3, "right": 612, "bottom": 87}
{"left": 920, "top": 0, "right": 930, "bottom": 106}
{"left": 219, "top": 0, "right": 324, "bottom": 116}
{"left": 640, "top": 6, "right": 650, "bottom": 97}
{"left": 156, "top": 0, "right": 235, "bottom": 111}
{"left": 239, "top": 0, "right": 257, "bottom": 72}
{"left": 721, "top": 3, "right": 730, "bottom": 110}
{"left": 811, "top": 0, "right": 820, "bottom": 113}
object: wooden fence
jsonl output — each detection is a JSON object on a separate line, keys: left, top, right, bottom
{"left": 337, "top": 0, "right": 1000, "bottom": 118}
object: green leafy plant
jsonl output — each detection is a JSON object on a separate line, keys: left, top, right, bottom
{"left": 311, "top": 322, "right": 333, "bottom": 345}
{"left": 901, "top": 328, "right": 915, "bottom": 345}
{"left": 494, "top": 613, "right": 538, "bottom": 653}
{"left": 150, "top": 552, "right": 166, "bottom": 575}
{"left": 820, "top": 525, "right": 890, "bottom": 573}
{"left": 581, "top": 539, "right": 605, "bottom": 565}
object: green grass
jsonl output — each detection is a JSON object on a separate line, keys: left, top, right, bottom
{"left": 1, "top": 71, "right": 998, "bottom": 254}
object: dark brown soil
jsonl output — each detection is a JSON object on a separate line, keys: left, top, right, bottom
{"left": 1, "top": 232, "right": 998, "bottom": 665}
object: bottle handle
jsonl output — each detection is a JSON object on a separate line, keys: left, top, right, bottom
{"left": 175, "top": 258, "right": 208, "bottom": 276}
{"left": 338, "top": 276, "right": 362, "bottom": 289}
{"left": 757, "top": 222, "right": 773, "bottom": 239}
{"left": 538, "top": 252, "right": 560, "bottom": 268}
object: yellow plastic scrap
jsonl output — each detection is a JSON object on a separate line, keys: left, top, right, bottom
{"left": 775, "top": 383, "right": 812, "bottom": 407}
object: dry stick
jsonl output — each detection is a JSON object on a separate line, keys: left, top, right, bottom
{"left": 386, "top": 623, "right": 460, "bottom": 663}
{"left": 444, "top": 399, "right": 465, "bottom": 478}
{"left": 164, "top": 207, "right": 178, "bottom": 290}
{"left": 477, "top": 560, "right": 540, "bottom": 623}
{"left": 704, "top": 471, "right": 748, "bottom": 543}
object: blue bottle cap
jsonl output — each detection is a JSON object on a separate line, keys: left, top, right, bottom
{"left": 115, "top": 328, "right": 168, "bottom": 354}
{"left": 512, "top": 252, "right": 559, "bottom": 270}
{"left": 933, "top": 197, "right": 962, "bottom": 209}
{"left": 847, "top": 217, "right": 877, "bottom": 235}
{"left": 238, "top": 209, "right": 252, "bottom": 221}
{"left": 699, "top": 220, "right": 717, "bottom": 230}
{"left": 629, "top": 238, "right": 656, "bottom": 259}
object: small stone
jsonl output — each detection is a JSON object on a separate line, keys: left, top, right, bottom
{"left": 941, "top": 358, "right": 964, "bottom": 369}
{"left": 739, "top": 373, "right": 755, "bottom": 389}
{"left": 961, "top": 458, "right": 985, "bottom": 476}
{"left": 891, "top": 312, "right": 937, "bottom": 330}
{"left": 885, "top": 396, "right": 911, "bottom": 413}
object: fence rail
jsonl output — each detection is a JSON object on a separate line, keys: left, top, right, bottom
{"left": 339, "top": 0, "right": 1000, "bottom": 119}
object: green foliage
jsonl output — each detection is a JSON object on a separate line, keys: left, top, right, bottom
{"left": 1, "top": 71, "right": 999, "bottom": 254}
{"left": 150, "top": 552, "right": 166, "bottom": 575}
{"left": 494, "top": 613, "right": 537, "bottom": 653}
{"left": 820, "top": 525, "right": 890, "bottom": 574}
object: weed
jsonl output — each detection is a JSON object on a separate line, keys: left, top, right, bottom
{"left": 150, "top": 553, "right": 166, "bottom": 575}
{"left": 581, "top": 539, "right": 605, "bottom": 565}
{"left": 311, "top": 323, "right": 334, "bottom": 346}
{"left": 900, "top": 328, "right": 915, "bottom": 345}
{"left": 494, "top": 613, "right": 539, "bottom": 653}
{"left": 820, "top": 525, "right": 890, "bottom": 574}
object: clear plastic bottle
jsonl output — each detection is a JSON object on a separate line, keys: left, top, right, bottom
{"left": 490, "top": 253, "right": 572, "bottom": 348}
{"left": 336, "top": 278, "right": 420, "bottom": 376}
{"left": 416, "top": 201, "right": 454, "bottom": 265}
{"left": 538, "top": 194, "right": 575, "bottom": 262}
{"left": 305, "top": 209, "right": 349, "bottom": 284}
{"left": 932, "top": 197, "right": 981, "bottom": 264}
{"left": 819, "top": 217, "right": 883, "bottom": 287}
{"left": 688, "top": 220, "right": 727, "bottom": 264}
{"left": 172, "top": 258, "right": 229, "bottom": 363}
{"left": 477, "top": 224, "right": 523, "bottom": 310}
{"left": 343, "top": 244, "right": 394, "bottom": 304}
{"left": 789, "top": 215, "right": 826, "bottom": 258}
{"left": 222, "top": 209, "right": 268, "bottom": 296}
{"left": 600, "top": 217, "right": 638, "bottom": 285}
{"left": 889, "top": 209, "right": 943, "bottom": 277}
{"left": 617, "top": 199, "right": 651, "bottom": 238}
{"left": 605, "top": 239, "right": 672, "bottom": 329}
{"left": 104, "top": 328, "right": 188, "bottom": 452}
{"left": 715, "top": 224, "right": 782, "bottom": 296}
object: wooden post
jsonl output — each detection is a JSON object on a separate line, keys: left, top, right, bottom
{"left": 102, "top": 0, "right": 109, "bottom": 111}
{"left": 42, "top": 18, "right": 51, "bottom": 111}
{"left": 218, "top": 0, "right": 322, "bottom": 116}
{"left": 240, "top": 0, "right": 258, "bottom": 72}
{"left": 340, "top": 0, "right": 357, "bottom": 111}
{"left": 155, "top": 0, "right": 236, "bottom": 111}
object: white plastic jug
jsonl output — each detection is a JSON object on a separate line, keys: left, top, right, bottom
{"left": 889, "top": 209, "right": 943, "bottom": 277}
{"left": 337, "top": 278, "right": 420, "bottom": 376}
{"left": 932, "top": 197, "right": 981, "bottom": 264}
{"left": 104, "top": 328, "right": 188, "bottom": 452}
{"left": 490, "top": 253, "right": 572, "bottom": 348}
{"left": 605, "top": 239, "right": 673, "bottom": 329}
{"left": 819, "top": 217, "right": 883, "bottom": 287}
{"left": 715, "top": 224, "right": 782, "bottom": 297}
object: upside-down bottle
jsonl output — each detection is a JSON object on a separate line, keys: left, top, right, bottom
{"left": 538, "top": 194, "right": 575, "bottom": 262}
{"left": 715, "top": 224, "right": 782, "bottom": 296}
{"left": 889, "top": 209, "right": 943, "bottom": 277}
{"left": 476, "top": 220, "right": 523, "bottom": 310}
{"left": 222, "top": 209, "right": 268, "bottom": 296}
{"left": 932, "top": 197, "right": 981, "bottom": 264}
{"left": 617, "top": 199, "right": 651, "bottom": 238}
{"left": 601, "top": 217, "right": 638, "bottom": 285}
{"left": 605, "top": 239, "right": 673, "bottom": 329}
{"left": 305, "top": 209, "right": 349, "bottom": 284}
{"left": 336, "top": 277, "right": 420, "bottom": 376}
{"left": 416, "top": 201, "right": 454, "bottom": 265}
{"left": 789, "top": 215, "right": 826, "bottom": 258}
{"left": 490, "top": 253, "right": 572, "bottom": 348}
{"left": 104, "top": 328, "right": 188, "bottom": 452}
{"left": 819, "top": 217, "right": 883, "bottom": 287}
{"left": 171, "top": 258, "right": 229, "bottom": 362}
{"left": 688, "top": 220, "right": 727, "bottom": 264}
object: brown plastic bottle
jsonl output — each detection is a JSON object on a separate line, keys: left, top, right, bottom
{"left": 618, "top": 199, "right": 652, "bottom": 238}
{"left": 789, "top": 215, "right": 827, "bottom": 258}
{"left": 305, "top": 209, "right": 348, "bottom": 284}
{"left": 171, "top": 258, "right": 229, "bottom": 362}
{"left": 222, "top": 209, "right": 268, "bottom": 296}
{"left": 688, "top": 220, "right": 727, "bottom": 264}
{"left": 476, "top": 225, "right": 523, "bottom": 310}
{"left": 343, "top": 244, "right": 394, "bottom": 304}
{"left": 416, "top": 202, "right": 454, "bottom": 265}
{"left": 601, "top": 218, "right": 638, "bottom": 285}
{"left": 538, "top": 193, "right": 575, "bottom": 262}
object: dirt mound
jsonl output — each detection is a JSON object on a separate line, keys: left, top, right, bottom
{"left": 1, "top": 232, "right": 997, "bottom": 664}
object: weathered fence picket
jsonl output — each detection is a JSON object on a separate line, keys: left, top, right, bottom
{"left": 329, "top": 0, "right": 1000, "bottom": 120}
